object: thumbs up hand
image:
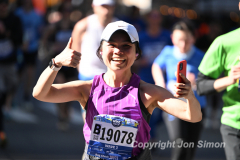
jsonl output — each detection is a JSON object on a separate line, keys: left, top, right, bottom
{"left": 54, "top": 37, "right": 81, "bottom": 68}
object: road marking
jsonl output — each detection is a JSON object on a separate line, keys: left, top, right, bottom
{"left": 38, "top": 102, "right": 84, "bottom": 125}
{"left": 8, "top": 108, "right": 38, "bottom": 123}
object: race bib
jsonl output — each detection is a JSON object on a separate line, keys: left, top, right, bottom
{"left": 87, "top": 114, "right": 139, "bottom": 160}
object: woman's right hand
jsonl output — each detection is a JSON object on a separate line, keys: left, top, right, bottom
{"left": 54, "top": 37, "right": 81, "bottom": 68}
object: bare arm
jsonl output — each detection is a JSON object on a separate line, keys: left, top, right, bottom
{"left": 152, "top": 63, "right": 166, "bottom": 88}
{"left": 213, "top": 76, "right": 235, "bottom": 92}
{"left": 71, "top": 17, "right": 87, "bottom": 52}
{"left": 142, "top": 73, "right": 202, "bottom": 123}
{"left": 33, "top": 67, "right": 86, "bottom": 103}
{"left": 158, "top": 91, "right": 201, "bottom": 123}
{"left": 32, "top": 38, "right": 88, "bottom": 104}
{"left": 197, "top": 63, "right": 240, "bottom": 95}
{"left": 197, "top": 73, "right": 233, "bottom": 95}
{"left": 214, "top": 63, "right": 240, "bottom": 92}
{"left": 71, "top": 18, "right": 87, "bottom": 71}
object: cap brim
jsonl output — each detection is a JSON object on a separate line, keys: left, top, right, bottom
{"left": 102, "top": 29, "right": 137, "bottom": 43}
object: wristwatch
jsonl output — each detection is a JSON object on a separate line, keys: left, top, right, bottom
{"left": 49, "top": 58, "right": 61, "bottom": 71}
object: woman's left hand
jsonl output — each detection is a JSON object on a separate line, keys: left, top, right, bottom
{"left": 174, "top": 73, "right": 194, "bottom": 99}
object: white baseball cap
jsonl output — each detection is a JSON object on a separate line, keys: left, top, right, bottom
{"left": 92, "top": 0, "right": 115, "bottom": 6}
{"left": 101, "top": 21, "right": 139, "bottom": 43}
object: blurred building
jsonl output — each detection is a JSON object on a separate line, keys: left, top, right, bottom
{"left": 153, "top": 0, "right": 240, "bottom": 16}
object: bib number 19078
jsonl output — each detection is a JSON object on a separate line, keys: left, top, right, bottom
{"left": 93, "top": 123, "right": 134, "bottom": 145}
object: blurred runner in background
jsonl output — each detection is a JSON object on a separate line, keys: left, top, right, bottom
{"left": 71, "top": 0, "right": 117, "bottom": 121}
{"left": 152, "top": 21, "right": 206, "bottom": 160}
{"left": 0, "top": 0, "right": 23, "bottom": 148}
{"left": 15, "top": 0, "right": 43, "bottom": 111}
{"left": 197, "top": 2, "right": 240, "bottom": 159}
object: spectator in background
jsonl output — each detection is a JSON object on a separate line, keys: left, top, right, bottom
{"left": 71, "top": 0, "right": 117, "bottom": 121}
{"left": 137, "top": 9, "right": 172, "bottom": 84}
{"left": 0, "top": 0, "right": 23, "bottom": 148}
{"left": 152, "top": 21, "right": 206, "bottom": 160}
{"left": 196, "top": 1, "right": 240, "bottom": 159}
{"left": 136, "top": 9, "right": 172, "bottom": 142}
{"left": 15, "top": 0, "right": 43, "bottom": 110}
{"left": 120, "top": 5, "right": 146, "bottom": 32}
{"left": 41, "top": 1, "right": 78, "bottom": 131}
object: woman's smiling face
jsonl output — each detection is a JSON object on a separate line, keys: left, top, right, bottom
{"left": 101, "top": 30, "right": 137, "bottom": 72}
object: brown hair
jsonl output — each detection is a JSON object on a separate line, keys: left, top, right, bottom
{"left": 172, "top": 21, "right": 196, "bottom": 37}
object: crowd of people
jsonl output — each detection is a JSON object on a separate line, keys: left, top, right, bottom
{"left": 0, "top": 0, "right": 239, "bottom": 159}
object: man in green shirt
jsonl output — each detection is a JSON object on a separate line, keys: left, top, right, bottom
{"left": 197, "top": 2, "right": 240, "bottom": 160}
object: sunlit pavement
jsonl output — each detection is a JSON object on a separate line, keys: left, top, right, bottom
{"left": 0, "top": 98, "right": 225, "bottom": 160}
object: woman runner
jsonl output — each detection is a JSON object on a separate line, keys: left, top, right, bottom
{"left": 33, "top": 21, "right": 202, "bottom": 160}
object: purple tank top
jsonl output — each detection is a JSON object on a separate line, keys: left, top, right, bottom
{"left": 83, "top": 73, "right": 151, "bottom": 156}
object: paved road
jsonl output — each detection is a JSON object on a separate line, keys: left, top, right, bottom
{"left": 0, "top": 98, "right": 226, "bottom": 160}
{"left": 0, "top": 100, "right": 84, "bottom": 160}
